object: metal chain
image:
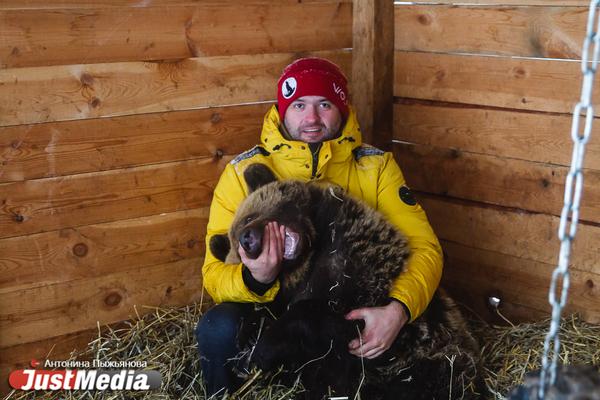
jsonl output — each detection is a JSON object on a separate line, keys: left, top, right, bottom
{"left": 538, "top": 1, "right": 599, "bottom": 398}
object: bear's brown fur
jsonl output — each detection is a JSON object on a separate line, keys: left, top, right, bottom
{"left": 210, "top": 163, "right": 482, "bottom": 400}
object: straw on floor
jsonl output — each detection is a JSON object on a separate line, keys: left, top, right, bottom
{"left": 5, "top": 304, "right": 599, "bottom": 400}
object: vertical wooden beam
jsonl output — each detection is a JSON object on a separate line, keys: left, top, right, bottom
{"left": 352, "top": 0, "right": 394, "bottom": 150}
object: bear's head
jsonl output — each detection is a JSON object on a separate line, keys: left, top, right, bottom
{"left": 210, "top": 164, "right": 317, "bottom": 274}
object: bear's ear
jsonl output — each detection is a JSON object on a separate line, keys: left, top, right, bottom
{"left": 244, "top": 164, "right": 277, "bottom": 193}
{"left": 209, "top": 234, "right": 231, "bottom": 262}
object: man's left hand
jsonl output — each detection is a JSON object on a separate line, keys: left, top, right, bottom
{"left": 345, "top": 301, "right": 408, "bottom": 359}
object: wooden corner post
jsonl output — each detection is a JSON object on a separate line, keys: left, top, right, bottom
{"left": 352, "top": 0, "right": 394, "bottom": 150}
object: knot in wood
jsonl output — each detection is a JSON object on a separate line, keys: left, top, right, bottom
{"left": 73, "top": 242, "right": 88, "bottom": 257}
{"left": 104, "top": 292, "right": 123, "bottom": 307}
{"left": 211, "top": 113, "right": 222, "bottom": 123}
{"left": 80, "top": 73, "right": 94, "bottom": 87}
{"left": 417, "top": 14, "right": 432, "bottom": 25}
{"left": 13, "top": 214, "right": 24, "bottom": 223}
{"left": 215, "top": 149, "right": 224, "bottom": 159}
{"left": 90, "top": 97, "right": 101, "bottom": 108}
{"left": 586, "top": 279, "right": 594, "bottom": 289}
{"left": 513, "top": 67, "right": 526, "bottom": 79}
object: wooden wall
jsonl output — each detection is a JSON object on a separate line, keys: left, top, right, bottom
{"left": 393, "top": 0, "right": 600, "bottom": 324}
{"left": 0, "top": 0, "right": 352, "bottom": 392}
{"left": 4, "top": 0, "right": 599, "bottom": 393}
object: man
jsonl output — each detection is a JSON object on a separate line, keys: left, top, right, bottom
{"left": 196, "top": 57, "right": 443, "bottom": 396}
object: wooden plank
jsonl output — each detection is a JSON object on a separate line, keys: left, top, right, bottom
{"left": 0, "top": 103, "right": 268, "bottom": 183}
{"left": 0, "top": 0, "right": 352, "bottom": 10}
{"left": 0, "top": 157, "right": 223, "bottom": 240}
{"left": 444, "top": 282, "right": 550, "bottom": 326}
{"left": 1, "top": 3, "right": 352, "bottom": 68}
{"left": 412, "top": 1, "right": 591, "bottom": 5}
{"left": 0, "top": 208, "right": 208, "bottom": 292}
{"left": 393, "top": 100, "right": 600, "bottom": 170}
{"left": 0, "top": 257, "right": 203, "bottom": 347}
{"left": 393, "top": 142, "right": 600, "bottom": 223}
{"left": 418, "top": 195, "right": 600, "bottom": 275}
{"left": 395, "top": 5, "right": 587, "bottom": 59}
{"left": 352, "top": 0, "right": 394, "bottom": 148}
{"left": 394, "top": 51, "right": 600, "bottom": 114}
{"left": 441, "top": 241, "right": 600, "bottom": 324}
{"left": 0, "top": 50, "right": 352, "bottom": 127}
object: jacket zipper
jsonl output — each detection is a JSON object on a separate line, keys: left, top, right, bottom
{"left": 310, "top": 143, "right": 322, "bottom": 179}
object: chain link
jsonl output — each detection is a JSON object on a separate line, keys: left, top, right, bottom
{"left": 538, "top": 1, "right": 599, "bottom": 398}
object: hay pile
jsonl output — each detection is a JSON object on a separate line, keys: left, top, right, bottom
{"left": 474, "top": 313, "right": 600, "bottom": 399}
{"left": 6, "top": 304, "right": 304, "bottom": 400}
{"left": 6, "top": 304, "right": 599, "bottom": 400}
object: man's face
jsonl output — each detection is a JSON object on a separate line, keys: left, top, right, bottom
{"left": 283, "top": 96, "right": 343, "bottom": 143}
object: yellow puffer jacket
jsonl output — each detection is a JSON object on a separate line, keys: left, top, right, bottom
{"left": 202, "top": 105, "right": 443, "bottom": 321}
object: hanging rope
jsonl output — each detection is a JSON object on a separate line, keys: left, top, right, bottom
{"left": 538, "top": 1, "right": 599, "bottom": 398}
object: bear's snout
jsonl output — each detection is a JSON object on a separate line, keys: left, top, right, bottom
{"left": 240, "top": 227, "right": 262, "bottom": 259}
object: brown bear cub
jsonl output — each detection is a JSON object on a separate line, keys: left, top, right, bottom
{"left": 209, "top": 163, "right": 482, "bottom": 400}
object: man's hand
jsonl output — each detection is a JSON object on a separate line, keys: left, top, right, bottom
{"left": 239, "top": 221, "right": 286, "bottom": 284}
{"left": 345, "top": 301, "right": 409, "bottom": 359}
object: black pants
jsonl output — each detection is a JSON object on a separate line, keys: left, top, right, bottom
{"left": 195, "top": 302, "right": 254, "bottom": 397}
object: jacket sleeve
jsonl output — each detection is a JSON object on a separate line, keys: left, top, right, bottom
{"left": 201, "top": 163, "right": 280, "bottom": 304}
{"left": 376, "top": 153, "right": 443, "bottom": 321}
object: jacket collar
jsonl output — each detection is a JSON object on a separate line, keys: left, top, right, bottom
{"left": 260, "top": 105, "right": 362, "bottom": 163}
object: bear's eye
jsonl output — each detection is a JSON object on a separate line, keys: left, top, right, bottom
{"left": 244, "top": 215, "right": 257, "bottom": 224}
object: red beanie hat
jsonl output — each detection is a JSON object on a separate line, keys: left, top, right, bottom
{"left": 277, "top": 57, "right": 349, "bottom": 121}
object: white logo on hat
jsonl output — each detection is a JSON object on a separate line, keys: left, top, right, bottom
{"left": 282, "top": 77, "right": 297, "bottom": 99}
{"left": 333, "top": 82, "right": 346, "bottom": 102}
